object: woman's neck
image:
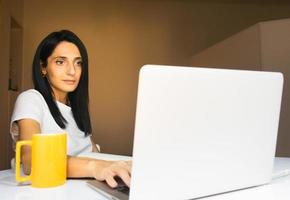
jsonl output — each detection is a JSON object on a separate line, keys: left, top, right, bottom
{"left": 51, "top": 90, "right": 68, "bottom": 105}
{"left": 57, "top": 96, "right": 68, "bottom": 104}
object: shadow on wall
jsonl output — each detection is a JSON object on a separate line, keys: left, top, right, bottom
{"left": 190, "top": 18, "right": 290, "bottom": 157}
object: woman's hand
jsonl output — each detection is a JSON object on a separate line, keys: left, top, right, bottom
{"left": 88, "top": 160, "right": 132, "bottom": 188}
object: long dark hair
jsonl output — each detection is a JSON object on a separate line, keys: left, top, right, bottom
{"left": 32, "top": 30, "right": 91, "bottom": 136}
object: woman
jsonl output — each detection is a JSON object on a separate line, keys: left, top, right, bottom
{"left": 10, "top": 30, "right": 131, "bottom": 188}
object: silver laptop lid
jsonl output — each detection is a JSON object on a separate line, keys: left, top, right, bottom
{"left": 130, "top": 65, "right": 283, "bottom": 200}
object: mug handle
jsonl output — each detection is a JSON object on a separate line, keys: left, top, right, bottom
{"left": 15, "top": 140, "right": 32, "bottom": 182}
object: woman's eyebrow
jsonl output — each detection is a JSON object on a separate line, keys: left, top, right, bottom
{"left": 53, "top": 56, "right": 82, "bottom": 60}
{"left": 53, "top": 56, "right": 67, "bottom": 59}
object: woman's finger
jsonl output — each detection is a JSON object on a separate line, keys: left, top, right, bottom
{"left": 105, "top": 175, "right": 118, "bottom": 188}
{"left": 114, "top": 168, "right": 131, "bottom": 187}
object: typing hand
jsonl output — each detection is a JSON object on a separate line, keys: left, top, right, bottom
{"left": 91, "top": 160, "right": 132, "bottom": 188}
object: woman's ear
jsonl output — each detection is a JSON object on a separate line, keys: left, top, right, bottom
{"left": 41, "top": 62, "right": 47, "bottom": 77}
{"left": 41, "top": 69, "right": 46, "bottom": 77}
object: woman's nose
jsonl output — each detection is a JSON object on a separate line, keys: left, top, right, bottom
{"left": 67, "top": 62, "right": 76, "bottom": 75}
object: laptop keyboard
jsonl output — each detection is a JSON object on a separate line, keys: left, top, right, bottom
{"left": 115, "top": 177, "right": 130, "bottom": 195}
{"left": 116, "top": 185, "right": 130, "bottom": 195}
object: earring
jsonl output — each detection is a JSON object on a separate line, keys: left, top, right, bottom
{"left": 42, "top": 73, "right": 46, "bottom": 77}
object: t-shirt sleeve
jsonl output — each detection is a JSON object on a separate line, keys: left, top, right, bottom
{"left": 10, "top": 90, "right": 44, "bottom": 145}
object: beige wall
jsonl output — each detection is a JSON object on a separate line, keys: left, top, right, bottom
{"left": 0, "top": 0, "right": 23, "bottom": 170}
{"left": 20, "top": 0, "right": 290, "bottom": 156}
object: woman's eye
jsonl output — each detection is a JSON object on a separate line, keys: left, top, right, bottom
{"left": 76, "top": 60, "right": 83, "bottom": 66}
{"left": 55, "top": 60, "right": 65, "bottom": 65}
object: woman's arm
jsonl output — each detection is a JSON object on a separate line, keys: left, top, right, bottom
{"left": 18, "top": 119, "right": 131, "bottom": 188}
{"left": 18, "top": 119, "right": 40, "bottom": 174}
{"left": 90, "top": 136, "right": 100, "bottom": 152}
{"left": 67, "top": 156, "right": 131, "bottom": 187}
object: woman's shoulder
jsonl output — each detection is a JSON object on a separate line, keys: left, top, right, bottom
{"left": 17, "top": 89, "right": 45, "bottom": 105}
{"left": 18, "top": 89, "right": 43, "bottom": 99}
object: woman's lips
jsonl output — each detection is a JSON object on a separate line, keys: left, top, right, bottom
{"left": 63, "top": 80, "right": 76, "bottom": 85}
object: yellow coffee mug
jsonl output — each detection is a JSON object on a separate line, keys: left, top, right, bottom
{"left": 15, "top": 132, "right": 67, "bottom": 188}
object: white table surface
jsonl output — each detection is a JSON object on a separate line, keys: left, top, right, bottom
{"left": 0, "top": 155, "right": 289, "bottom": 200}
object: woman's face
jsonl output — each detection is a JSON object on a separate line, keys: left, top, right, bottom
{"left": 42, "top": 41, "right": 82, "bottom": 102}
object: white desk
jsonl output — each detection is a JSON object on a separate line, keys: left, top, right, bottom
{"left": 0, "top": 157, "right": 289, "bottom": 200}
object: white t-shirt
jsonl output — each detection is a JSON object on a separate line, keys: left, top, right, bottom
{"left": 10, "top": 89, "right": 92, "bottom": 156}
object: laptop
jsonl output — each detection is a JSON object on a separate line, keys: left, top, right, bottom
{"left": 87, "top": 65, "right": 283, "bottom": 200}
